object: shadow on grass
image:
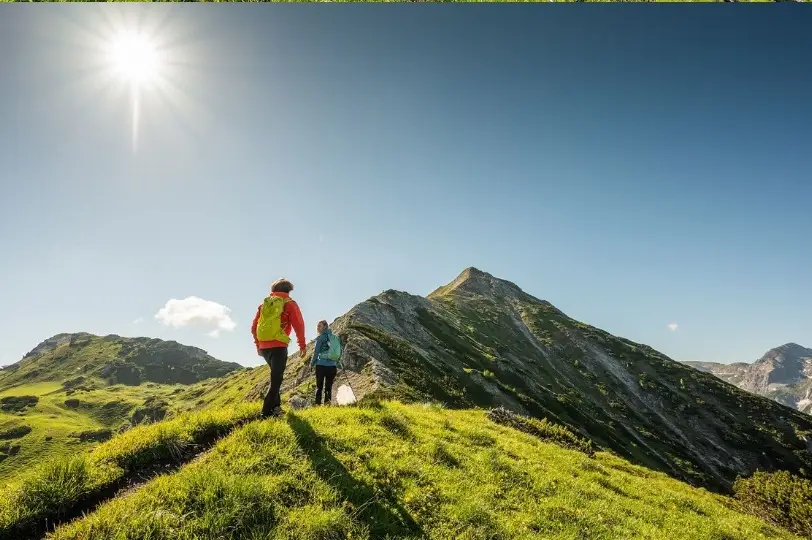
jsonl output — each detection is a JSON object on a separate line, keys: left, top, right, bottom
{"left": 2, "top": 416, "right": 257, "bottom": 540}
{"left": 287, "top": 414, "right": 423, "bottom": 539}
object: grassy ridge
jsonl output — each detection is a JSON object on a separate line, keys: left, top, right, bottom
{"left": 50, "top": 402, "right": 795, "bottom": 539}
{"left": 0, "top": 404, "right": 259, "bottom": 539}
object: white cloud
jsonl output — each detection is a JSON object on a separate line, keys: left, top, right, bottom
{"left": 667, "top": 323, "right": 679, "bottom": 332}
{"left": 132, "top": 317, "right": 144, "bottom": 325}
{"left": 155, "top": 296, "right": 237, "bottom": 338}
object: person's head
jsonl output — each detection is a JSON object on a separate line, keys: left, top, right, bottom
{"left": 271, "top": 278, "right": 294, "bottom": 294}
{"left": 317, "top": 320, "right": 328, "bottom": 334}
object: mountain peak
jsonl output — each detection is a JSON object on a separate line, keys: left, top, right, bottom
{"left": 429, "top": 267, "right": 528, "bottom": 300}
{"left": 771, "top": 343, "right": 812, "bottom": 355}
{"left": 757, "top": 342, "right": 812, "bottom": 364}
{"left": 22, "top": 332, "right": 91, "bottom": 360}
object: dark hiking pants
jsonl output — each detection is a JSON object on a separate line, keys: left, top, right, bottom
{"left": 261, "top": 347, "right": 288, "bottom": 416}
{"left": 315, "top": 365, "right": 338, "bottom": 405}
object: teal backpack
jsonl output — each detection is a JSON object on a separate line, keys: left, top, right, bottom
{"left": 323, "top": 333, "right": 343, "bottom": 363}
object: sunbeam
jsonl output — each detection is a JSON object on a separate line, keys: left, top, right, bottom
{"left": 106, "top": 31, "right": 162, "bottom": 153}
{"left": 26, "top": 9, "right": 212, "bottom": 161}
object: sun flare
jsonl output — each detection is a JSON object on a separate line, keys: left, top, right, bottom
{"left": 110, "top": 31, "right": 159, "bottom": 85}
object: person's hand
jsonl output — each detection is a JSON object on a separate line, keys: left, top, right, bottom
{"left": 256, "top": 348, "right": 263, "bottom": 357}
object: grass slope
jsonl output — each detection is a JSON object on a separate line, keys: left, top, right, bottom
{"left": 0, "top": 334, "right": 244, "bottom": 483}
{"left": 0, "top": 404, "right": 259, "bottom": 539}
{"left": 0, "top": 381, "right": 235, "bottom": 484}
{"left": 44, "top": 402, "right": 795, "bottom": 539}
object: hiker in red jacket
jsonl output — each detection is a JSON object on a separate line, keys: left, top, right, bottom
{"left": 251, "top": 278, "right": 306, "bottom": 418}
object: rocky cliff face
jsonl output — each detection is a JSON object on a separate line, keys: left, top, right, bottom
{"left": 272, "top": 268, "right": 812, "bottom": 492}
{"left": 684, "top": 344, "right": 812, "bottom": 414}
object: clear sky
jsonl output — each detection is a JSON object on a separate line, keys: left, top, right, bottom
{"left": 1, "top": 7, "right": 810, "bottom": 369}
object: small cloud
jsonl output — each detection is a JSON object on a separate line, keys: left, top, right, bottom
{"left": 667, "top": 323, "right": 679, "bottom": 332}
{"left": 132, "top": 317, "right": 144, "bottom": 325}
{"left": 318, "top": 234, "right": 325, "bottom": 243}
{"left": 155, "top": 296, "right": 237, "bottom": 338}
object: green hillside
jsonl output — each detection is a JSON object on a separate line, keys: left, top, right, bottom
{"left": 0, "top": 333, "right": 243, "bottom": 484}
{"left": 0, "top": 402, "right": 797, "bottom": 539}
{"left": 0, "top": 333, "right": 241, "bottom": 390}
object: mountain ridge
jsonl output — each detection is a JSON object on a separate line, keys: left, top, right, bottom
{"left": 216, "top": 267, "right": 812, "bottom": 492}
{"left": 684, "top": 343, "right": 812, "bottom": 414}
{"left": 4, "top": 270, "right": 812, "bottom": 495}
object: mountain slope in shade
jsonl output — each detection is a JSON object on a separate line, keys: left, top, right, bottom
{"left": 685, "top": 343, "right": 812, "bottom": 414}
{"left": 221, "top": 268, "right": 812, "bottom": 492}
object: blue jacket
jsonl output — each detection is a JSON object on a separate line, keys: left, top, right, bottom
{"left": 311, "top": 330, "right": 339, "bottom": 368}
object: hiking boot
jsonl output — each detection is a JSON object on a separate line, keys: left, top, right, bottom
{"left": 271, "top": 406, "right": 284, "bottom": 417}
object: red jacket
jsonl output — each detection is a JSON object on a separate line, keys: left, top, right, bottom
{"left": 251, "top": 292, "right": 306, "bottom": 351}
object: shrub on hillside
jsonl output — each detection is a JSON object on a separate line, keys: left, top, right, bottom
{"left": 733, "top": 470, "right": 812, "bottom": 536}
{"left": 0, "top": 425, "right": 32, "bottom": 440}
{"left": 0, "top": 396, "right": 38, "bottom": 413}
{"left": 72, "top": 429, "right": 113, "bottom": 443}
{"left": 62, "top": 377, "right": 93, "bottom": 392}
{"left": 486, "top": 407, "right": 594, "bottom": 456}
{"left": 130, "top": 397, "right": 169, "bottom": 425}
{"left": 0, "top": 443, "right": 21, "bottom": 457}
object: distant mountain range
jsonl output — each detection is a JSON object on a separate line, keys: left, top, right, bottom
{"left": 684, "top": 343, "right": 812, "bottom": 415}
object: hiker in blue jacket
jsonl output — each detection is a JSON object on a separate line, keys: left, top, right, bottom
{"left": 311, "top": 320, "right": 339, "bottom": 405}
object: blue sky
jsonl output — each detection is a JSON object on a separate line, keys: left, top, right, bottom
{"left": 1, "top": 7, "right": 810, "bottom": 368}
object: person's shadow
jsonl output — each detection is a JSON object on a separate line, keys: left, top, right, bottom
{"left": 286, "top": 414, "right": 424, "bottom": 539}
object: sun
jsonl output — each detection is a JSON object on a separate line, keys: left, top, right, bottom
{"left": 110, "top": 31, "right": 160, "bottom": 85}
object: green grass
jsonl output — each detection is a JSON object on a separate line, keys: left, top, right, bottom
{"left": 46, "top": 402, "right": 797, "bottom": 539}
{"left": 0, "top": 377, "right": 253, "bottom": 483}
{"left": 0, "top": 333, "right": 245, "bottom": 482}
{"left": 0, "top": 382, "right": 63, "bottom": 397}
{"left": 487, "top": 406, "right": 595, "bottom": 456}
{"left": 0, "top": 403, "right": 259, "bottom": 539}
{"left": 734, "top": 471, "right": 812, "bottom": 537}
